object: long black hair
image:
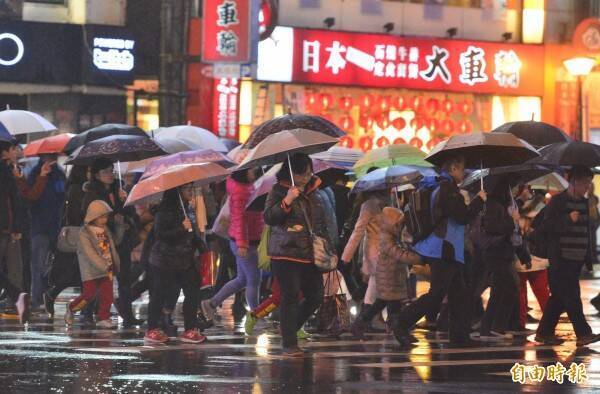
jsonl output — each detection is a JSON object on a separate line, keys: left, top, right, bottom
{"left": 231, "top": 168, "right": 256, "bottom": 184}
{"left": 276, "top": 153, "right": 313, "bottom": 182}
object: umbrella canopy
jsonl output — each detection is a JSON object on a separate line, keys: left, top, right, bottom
{"left": 243, "top": 114, "right": 345, "bottom": 149}
{"left": 425, "top": 132, "right": 539, "bottom": 169}
{"left": 311, "top": 146, "right": 364, "bottom": 168}
{"left": 125, "top": 163, "right": 230, "bottom": 207}
{"left": 235, "top": 128, "right": 339, "bottom": 171}
{"left": 461, "top": 164, "right": 554, "bottom": 192}
{"left": 65, "top": 123, "right": 147, "bottom": 153}
{"left": 530, "top": 140, "right": 600, "bottom": 167}
{"left": 0, "top": 110, "right": 57, "bottom": 135}
{"left": 66, "top": 135, "right": 167, "bottom": 165}
{"left": 351, "top": 165, "right": 437, "bottom": 194}
{"left": 24, "top": 133, "right": 75, "bottom": 157}
{"left": 154, "top": 125, "right": 228, "bottom": 153}
{"left": 528, "top": 173, "right": 569, "bottom": 192}
{"left": 155, "top": 137, "right": 199, "bottom": 154}
{"left": 492, "top": 121, "right": 571, "bottom": 148}
{"left": 141, "top": 149, "right": 236, "bottom": 179}
{"left": 219, "top": 138, "right": 241, "bottom": 152}
{"left": 353, "top": 145, "right": 432, "bottom": 178}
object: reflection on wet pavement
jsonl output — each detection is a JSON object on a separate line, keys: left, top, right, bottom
{"left": 0, "top": 280, "right": 599, "bottom": 392}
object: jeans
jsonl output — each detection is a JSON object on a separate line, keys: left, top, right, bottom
{"left": 271, "top": 259, "right": 324, "bottom": 349}
{"left": 211, "top": 241, "right": 260, "bottom": 310}
{"left": 397, "top": 259, "right": 469, "bottom": 342}
{"left": 69, "top": 277, "right": 113, "bottom": 321}
{"left": 537, "top": 262, "right": 592, "bottom": 338}
{"left": 148, "top": 265, "right": 199, "bottom": 331}
{"left": 0, "top": 234, "right": 24, "bottom": 305}
{"left": 30, "top": 233, "right": 50, "bottom": 307}
{"left": 480, "top": 256, "right": 519, "bottom": 335}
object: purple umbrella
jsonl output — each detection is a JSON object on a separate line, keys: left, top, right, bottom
{"left": 141, "top": 149, "right": 237, "bottom": 179}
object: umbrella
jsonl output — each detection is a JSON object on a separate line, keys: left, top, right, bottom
{"left": 351, "top": 165, "right": 437, "bottom": 194}
{"left": 141, "top": 149, "right": 236, "bottom": 179}
{"left": 353, "top": 145, "right": 432, "bottom": 178}
{"left": 461, "top": 164, "right": 554, "bottom": 192}
{"left": 311, "top": 146, "right": 365, "bottom": 168}
{"left": 235, "top": 128, "right": 339, "bottom": 174}
{"left": 528, "top": 173, "right": 569, "bottom": 192}
{"left": 0, "top": 110, "right": 57, "bottom": 135}
{"left": 65, "top": 123, "right": 147, "bottom": 153}
{"left": 530, "top": 140, "right": 600, "bottom": 167}
{"left": 243, "top": 113, "right": 345, "bottom": 149}
{"left": 219, "top": 138, "right": 241, "bottom": 152}
{"left": 125, "top": 163, "right": 230, "bottom": 207}
{"left": 23, "top": 133, "right": 75, "bottom": 157}
{"left": 492, "top": 121, "right": 571, "bottom": 148}
{"left": 155, "top": 137, "right": 199, "bottom": 154}
{"left": 153, "top": 125, "right": 228, "bottom": 153}
{"left": 0, "top": 127, "right": 13, "bottom": 143}
{"left": 66, "top": 135, "right": 167, "bottom": 166}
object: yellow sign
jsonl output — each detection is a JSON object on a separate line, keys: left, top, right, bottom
{"left": 511, "top": 362, "right": 588, "bottom": 384}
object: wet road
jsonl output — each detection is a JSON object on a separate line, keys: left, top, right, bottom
{"left": 1, "top": 280, "right": 600, "bottom": 393}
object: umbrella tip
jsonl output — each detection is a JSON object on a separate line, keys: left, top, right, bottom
{"left": 187, "top": 120, "right": 192, "bottom": 126}
{"left": 5, "top": 104, "right": 9, "bottom": 110}
{"left": 531, "top": 112, "right": 535, "bottom": 121}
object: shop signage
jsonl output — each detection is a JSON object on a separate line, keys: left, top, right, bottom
{"left": 83, "top": 25, "right": 136, "bottom": 86}
{"left": 573, "top": 18, "right": 600, "bottom": 53}
{"left": 202, "top": 0, "right": 260, "bottom": 63}
{"left": 0, "top": 32, "right": 24, "bottom": 66}
{"left": 212, "top": 77, "right": 239, "bottom": 139}
{"left": 92, "top": 37, "right": 135, "bottom": 72}
{"left": 258, "top": 27, "right": 545, "bottom": 96}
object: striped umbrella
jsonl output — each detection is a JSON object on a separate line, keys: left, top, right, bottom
{"left": 0, "top": 110, "right": 57, "bottom": 135}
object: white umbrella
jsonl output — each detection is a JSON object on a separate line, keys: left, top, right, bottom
{"left": 528, "top": 173, "right": 569, "bottom": 192}
{"left": 154, "top": 137, "right": 199, "bottom": 154}
{"left": 153, "top": 125, "right": 228, "bottom": 153}
{"left": 311, "top": 146, "right": 364, "bottom": 168}
{"left": 0, "top": 109, "right": 57, "bottom": 135}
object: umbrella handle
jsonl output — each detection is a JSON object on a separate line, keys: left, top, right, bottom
{"left": 178, "top": 191, "right": 193, "bottom": 233}
{"left": 480, "top": 160, "right": 484, "bottom": 192}
{"left": 117, "top": 160, "right": 123, "bottom": 191}
{"left": 287, "top": 153, "right": 295, "bottom": 188}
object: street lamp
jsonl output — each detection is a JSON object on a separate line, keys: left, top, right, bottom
{"left": 563, "top": 57, "right": 596, "bottom": 140}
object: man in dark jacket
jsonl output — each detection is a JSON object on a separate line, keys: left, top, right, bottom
{"left": 394, "top": 154, "right": 486, "bottom": 347}
{"left": 0, "top": 141, "right": 29, "bottom": 323}
{"left": 535, "top": 166, "right": 600, "bottom": 347}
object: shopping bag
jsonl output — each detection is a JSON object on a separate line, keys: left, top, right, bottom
{"left": 211, "top": 198, "right": 230, "bottom": 239}
{"left": 199, "top": 251, "right": 217, "bottom": 289}
{"left": 316, "top": 271, "right": 350, "bottom": 336}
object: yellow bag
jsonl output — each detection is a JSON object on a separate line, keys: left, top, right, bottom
{"left": 257, "top": 225, "right": 271, "bottom": 271}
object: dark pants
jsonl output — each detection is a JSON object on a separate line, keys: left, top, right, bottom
{"left": 148, "top": 265, "right": 199, "bottom": 331}
{"left": 271, "top": 259, "right": 324, "bottom": 349}
{"left": 116, "top": 250, "right": 135, "bottom": 321}
{"left": 397, "top": 259, "right": 469, "bottom": 341}
{"left": 360, "top": 298, "right": 403, "bottom": 325}
{"left": 47, "top": 252, "right": 81, "bottom": 300}
{"left": 0, "top": 234, "right": 23, "bottom": 305}
{"left": 537, "top": 262, "right": 592, "bottom": 338}
{"left": 480, "top": 256, "right": 519, "bottom": 334}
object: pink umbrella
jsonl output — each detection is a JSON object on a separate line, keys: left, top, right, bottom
{"left": 141, "top": 149, "right": 236, "bottom": 179}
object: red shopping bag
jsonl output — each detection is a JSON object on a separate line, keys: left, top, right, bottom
{"left": 199, "top": 252, "right": 217, "bottom": 289}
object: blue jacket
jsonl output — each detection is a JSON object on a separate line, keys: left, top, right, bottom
{"left": 27, "top": 163, "right": 65, "bottom": 238}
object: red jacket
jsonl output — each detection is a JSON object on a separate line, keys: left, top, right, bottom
{"left": 227, "top": 177, "right": 263, "bottom": 248}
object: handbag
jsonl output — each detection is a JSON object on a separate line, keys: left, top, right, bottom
{"left": 211, "top": 198, "right": 230, "bottom": 239}
{"left": 57, "top": 226, "right": 80, "bottom": 253}
{"left": 316, "top": 271, "right": 350, "bottom": 336}
{"left": 300, "top": 204, "right": 338, "bottom": 272}
{"left": 257, "top": 225, "right": 271, "bottom": 271}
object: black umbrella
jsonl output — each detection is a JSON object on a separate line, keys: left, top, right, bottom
{"left": 492, "top": 121, "right": 571, "bottom": 148}
{"left": 530, "top": 140, "right": 600, "bottom": 167}
{"left": 64, "top": 123, "right": 147, "bottom": 153}
{"left": 242, "top": 114, "right": 345, "bottom": 149}
{"left": 461, "top": 164, "right": 554, "bottom": 192}
{"left": 66, "top": 135, "right": 167, "bottom": 166}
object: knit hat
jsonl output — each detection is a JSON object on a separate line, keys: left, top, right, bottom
{"left": 84, "top": 200, "right": 113, "bottom": 224}
{"left": 91, "top": 158, "right": 113, "bottom": 176}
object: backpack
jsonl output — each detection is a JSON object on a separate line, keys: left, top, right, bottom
{"left": 404, "top": 185, "right": 440, "bottom": 243}
{"left": 528, "top": 206, "right": 549, "bottom": 259}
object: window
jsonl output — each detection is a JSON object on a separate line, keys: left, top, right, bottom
{"left": 25, "top": 0, "right": 66, "bottom": 5}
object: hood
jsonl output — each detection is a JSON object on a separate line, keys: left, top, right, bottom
{"left": 84, "top": 200, "right": 113, "bottom": 224}
{"left": 381, "top": 207, "right": 404, "bottom": 231}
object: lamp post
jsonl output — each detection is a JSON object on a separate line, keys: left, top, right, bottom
{"left": 563, "top": 57, "right": 596, "bottom": 141}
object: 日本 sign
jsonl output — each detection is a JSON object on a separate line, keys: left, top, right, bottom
{"left": 202, "top": 0, "right": 257, "bottom": 63}
{"left": 259, "top": 27, "right": 544, "bottom": 96}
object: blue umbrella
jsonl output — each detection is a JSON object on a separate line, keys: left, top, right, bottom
{"left": 351, "top": 165, "right": 437, "bottom": 194}
{"left": 0, "top": 125, "right": 14, "bottom": 143}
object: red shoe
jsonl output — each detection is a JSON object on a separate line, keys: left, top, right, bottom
{"left": 180, "top": 329, "right": 207, "bottom": 344}
{"left": 144, "top": 329, "right": 169, "bottom": 344}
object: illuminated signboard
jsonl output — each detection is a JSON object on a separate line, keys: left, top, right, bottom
{"left": 92, "top": 37, "right": 135, "bottom": 72}
{"left": 0, "top": 33, "right": 24, "bottom": 66}
{"left": 258, "top": 27, "right": 544, "bottom": 96}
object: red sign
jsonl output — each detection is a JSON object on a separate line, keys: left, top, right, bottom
{"left": 259, "top": 27, "right": 545, "bottom": 96}
{"left": 202, "top": 0, "right": 253, "bottom": 63}
{"left": 213, "top": 77, "right": 239, "bottom": 139}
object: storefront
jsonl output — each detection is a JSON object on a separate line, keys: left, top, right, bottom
{"left": 0, "top": 20, "right": 135, "bottom": 134}
{"left": 247, "top": 26, "right": 545, "bottom": 152}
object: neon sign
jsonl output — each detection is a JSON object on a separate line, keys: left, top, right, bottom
{"left": 92, "top": 37, "right": 135, "bottom": 72}
{"left": 0, "top": 33, "right": 24, "bottom": 66}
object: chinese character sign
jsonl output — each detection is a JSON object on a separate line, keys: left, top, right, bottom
{"left": 212, "top": 78, "right": 240, "bottom": 139}
{"left": 280, "top": 28, "right": 544, "bottom": 96}
{"left": 202, "top": 0, "right": 259, "bottom": 63}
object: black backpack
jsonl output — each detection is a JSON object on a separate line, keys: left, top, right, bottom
{"left": 404, "top": 185, "right": 440, "bottom": 243}
{"left": 528, "top": 206, "right": 549, "bottom": 259}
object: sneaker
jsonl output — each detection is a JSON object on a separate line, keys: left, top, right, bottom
{"left": 244, "top": 312, "right": 258, "bottom": 336}
{"left": 392, "top": 326, "right": 414, "bottom": 348}
{"left": 534, "top": 334, "right": 564, "bottom": 346}
{"left": 43, "top": 292, "right": 55, "bottom": 317}
{"left": 576, "top": 333, "right": 600, "bottom": 347}
{"left": 201, "top": 299, "right": 216, "bottom": 321}
{"left": 64, "top": 306, "right": 75, "bottom": 326}
{"left": 281, "top": 347, "right": 305, "bottom": 357}
{"left": 507, "top": 328, "right": 536, "bottom": 336}
{"left": 180, "top": 329, "right": 207, "bottom": 344}
{"left": 144, "top": 329, "right": 169, "bottom": 344}
{"left": 96, "top": 319, "right": 115, "bottom": 329}
{"left": 296, "top": 328, "right": 310, "bottom": 340}
{"left": 350, "top": 319, "right": 368, "bottom": 340}
{"left": 491, "top": 330, "right": 514, "bottom": 339}
{"left": 16, "top": 293, "right": 30, "bottom": 324}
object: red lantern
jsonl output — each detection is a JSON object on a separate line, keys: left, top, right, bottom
{"left": 359, "top": 114, "right": 374, "bottom": 129}
{"left": 457, "top": 119, "right": 472, "bottom": 134}
{"left": 409, "top": 137, "right": 423, "bottom": 149}
{"left": 378, "top": 95, "right": 392, "bottom": 113}
{"left": 320, "top": 93, "right": 333, "bottom": 111}
{"left": 358, "top": 136, "right": 373, "bottom": 152}
{"left": 410, "top": 117, "right": 425, "bottom": 130}
{"left": 339, "top": 95, "right": 353, "bottom": 111}
{"left": 359, "top": 94, "right": 375, "bottom": 111}
{"left": 427, "top": 118, "right": 439, "bottom": 133}
{"left": 377, "top": 113, "right": 390, "bottom": 129}
{"left": 460, "top": 100, "right": 474, "bottom": 116}
{"left": 376, "top": 136, "right": 390, "bottom": 148}
{"left": 426, "top": 138, "right": 439, "bottom": 151}
{"left": 338, "top": 116, "right": 355, "bottom": 131}
{"left": 393, "top": 137, "right": 407, "bottom": 145}
{"left": 393, "top": 95, "right": 407, "bottom": 111}
{"left": 411, "top": 95, "right": 426, "bottom": 113}
{"left": 392, "top": 117, "right": 406, "bottom": 130}
{"left": 305, "top": 93, "right": 317, "bottom": 109}
{"left": 339, "top": 136, "right": 354, "bottom": 149}
{"left": 442, "top": 119, "right": 455, "bottom": 135}
{"left": 426, "top": 98, "right": 440, "bottom": 114}
{"left": 442, "top": 99, "right": 454, "bottom": 113}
